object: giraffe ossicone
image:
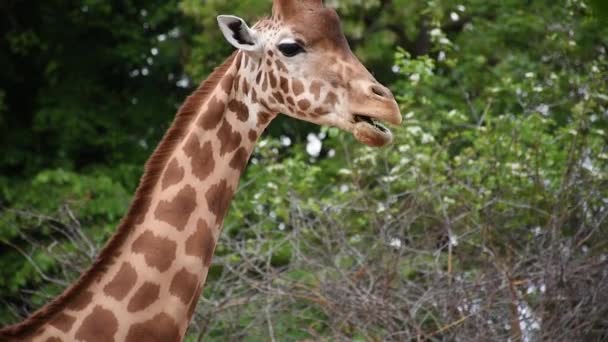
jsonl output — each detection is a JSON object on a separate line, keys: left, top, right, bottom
{"left": 0, "top": 0, "right": 401, "bottom": 341}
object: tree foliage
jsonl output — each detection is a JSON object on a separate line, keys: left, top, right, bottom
{"left": 1, "top": 0, "right": 607, "bottom": 340}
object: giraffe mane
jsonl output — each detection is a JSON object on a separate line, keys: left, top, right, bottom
{"left": 0, "top": 51, "right": 239, "bottom": 340}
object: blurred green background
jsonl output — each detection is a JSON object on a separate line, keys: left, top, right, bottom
{"left": 1, "top": 0, "right": 607, "bottom": 340}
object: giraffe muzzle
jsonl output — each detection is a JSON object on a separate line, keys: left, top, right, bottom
{"left": 352, "top": 113, "right": 394, "bottom": 147}
{"left": 348, "top": 88, "right": 401, "bottom": 147}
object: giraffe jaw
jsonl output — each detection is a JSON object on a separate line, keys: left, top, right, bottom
{"left": 352, "top": 114, "right": 393, "bottom": 147}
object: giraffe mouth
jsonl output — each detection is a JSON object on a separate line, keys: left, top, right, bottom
{"left": 352, "top": 114, "right": 393, "bottom": 147}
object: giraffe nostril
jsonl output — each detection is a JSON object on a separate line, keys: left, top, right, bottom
{"left": 371, "top": 84, "right": 390, "bottom": 99}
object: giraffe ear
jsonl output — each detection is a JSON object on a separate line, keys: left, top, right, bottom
{"left": 217, "top": 15, "right": 260, "bottom": 52}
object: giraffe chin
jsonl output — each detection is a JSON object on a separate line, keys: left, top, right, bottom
{"left": 353, "top": 120, "right": 393, "bottom": 147}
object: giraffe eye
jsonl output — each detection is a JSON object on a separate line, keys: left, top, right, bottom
{"left": 277, "top": 42, "right": 305, "bottom": 57}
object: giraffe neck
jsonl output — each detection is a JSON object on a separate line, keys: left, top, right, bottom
{"left": 3, "top": 51, "right": 276, "bottom": 342}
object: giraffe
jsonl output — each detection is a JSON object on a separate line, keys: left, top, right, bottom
{"left": 0, "top": 0, "right": 401, "bottom": 341}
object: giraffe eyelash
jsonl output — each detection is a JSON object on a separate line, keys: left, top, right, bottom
{"left": 277, "top": 41, "right": 305, "bottom": 57}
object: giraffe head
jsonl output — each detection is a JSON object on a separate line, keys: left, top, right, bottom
{"left": 217, "top": 0, "right": 402, "bottom": 147}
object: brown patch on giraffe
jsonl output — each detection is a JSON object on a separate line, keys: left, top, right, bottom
{"left": 292, "top": 79, "right": 304, "bottom": 96}
{"left": 330, "top": 78, "right": 341, "bottom": 89}
{"left": 275, "top": 59, "right": 287, "bottom": 72}
{"left": 127, "top": 282, "right": 160, "bottom": 313}
{"left": 103, "top": 262, "right": 137, "bottom": 301}
{"left": 280, "top": 76, "right": 289, "bottom": 93}
{"left": 256, "top": 70, "right": 262, "bottom": 84}
{"left": 161, "top": 158, "right": 185, "bottom": 191}
{"left": 262, "top": 73, "right": 268, "bottom": 91}
{"left": 268, "top": 50, "right": 274, "bottom": 57}
{"left": 233, "top": 75, "right": 241, "bottom": 92}
{"left": 74, "top": 306, "right": 118, "bottom": 342}
{"left": 268, "top": 71, "right": 278, "bottom": 88}
{"left": 258, "top": 112, "right": 273, "bottom": 127}
{"left": 131, "top": 230, "right": 177, "bottom": 272}
{"left": 49, "top": 313, "right": 76, "bottom": 333}
{"left": 185, "top": 219, "right": 216, "bottom": 266}
{"left": 286, "top": 96, "right": 296, "bottom": 106}
{"left": 229, "top": 147, "right": 250, "bottom": 171}
{"left": 187, "top": 285, "right": 202, "bottom": 318}
{"left": 169, "top": 268, "right": 200, "bottom": 305}
{"left": 183, "top": 134, "right": 215, "bottom": 181}
{"left": 314, "top": 107, "right": 329, "bottom": 116}
{"left": 266, "top": 59, "right": 272, "bottom": 67}
{"left": 251, "top": 88, "right": 258, "bottom": 102}
{"left": 272, "top": 91, "right": 284, "bottom": 103}
{"left": 46, "top": 337, "right": 62, "bottom": 342}
{"left": 228, "top": 100, "right": 249, "bottom": 122}
{"left": 259, "top": 98, "right": 271, "bottom": 111}
{"left": 242, "top": 78, "right": 250, "bottom": 96}
{"left": 310, "top": 81, "right": 323, "bottom": 100}
{"left": 248, "top": 130, "right": 258, "bottom": 142}
{"left": 154, "top": 185, "right": 197, "bottom": 231}
{"left": 67, "top": 290, "right": 93, "bottom": 311}
{"left": 205, "top": 180, "right": 235, "bottom": 224}
{"left": 324, "top": 91, "right": 339, "bottom": 106}
{"left": 216, "top": 119, "right": 242, "bottom": 156}
{"left": 298, "top": 99, "right": 311, "bottom": 111}
{"left": 125, "top": 312, "right": 180, "bottom": 342}
{"left": 198, "top": 95, "right": 225, "bottom": 130}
